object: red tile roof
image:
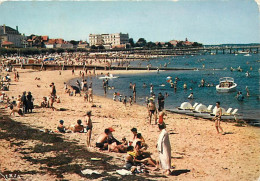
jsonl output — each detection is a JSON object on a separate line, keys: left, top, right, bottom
{"left": 41, "top": 36, "right": 48, "bottom": 41}
{"left": 48, "top": 38, "right": 64, "bottom": 44}
{"left": 2, "top": 41, "right": 14, "bottom": 45}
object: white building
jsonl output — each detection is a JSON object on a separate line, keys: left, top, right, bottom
{"left": 89, "top": 33, "right": 129, "bottom": 47}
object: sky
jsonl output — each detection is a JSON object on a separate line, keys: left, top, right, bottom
{"left": 0, "top": 0, "right": 259, "bottom": 45}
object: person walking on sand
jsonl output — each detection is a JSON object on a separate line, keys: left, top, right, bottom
{"left": 148, "top": 98, "right": 157, "bottom": 124}
{"left": 158, "top": 92, "right": 165, "bottom": 111}
{"left": 85, "top": 111, "right": 93, "bottom": 147}
{"left": 50, "top": 82, "right": 56, "bottom": 97}
{"left": 132, "top": 83, "right": 136, "bottom": 103}
{"left": 88, "top": 86, "right": 93, "bottom": 103}
{"left": 157, "top": 124, "right": 171, "bottom": 175}
{"left": 213, "top": 101, "right": 224, "bottom": 134}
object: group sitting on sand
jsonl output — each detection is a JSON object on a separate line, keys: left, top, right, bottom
{"left": 93, "top": 122, "right": 171, "bottom": 175}
{"left": 56, "top": 111, "right": 93, "bottom": 146}
{"left": 124, "top": 124, "right": 171, "bottom": 175}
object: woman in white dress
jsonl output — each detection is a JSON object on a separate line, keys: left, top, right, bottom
{"left": 157, "top": 124, "right": 171, "bottom": 175}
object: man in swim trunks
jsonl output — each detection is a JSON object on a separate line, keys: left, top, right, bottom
{"left": 74, "top": 119, "right": 84, "bottom": 133}
{"left": 96, "top": 128, "right": 110, "bottom": 150}
{"left": 148, "top": 98, "right": 157, "bottom": 125}
{"left": 212, "top": 101, "right": 224, "bottom": 134}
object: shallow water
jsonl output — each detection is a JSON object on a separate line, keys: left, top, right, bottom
{"left": 70, "top": 53, "right": 260, "bottom": 122}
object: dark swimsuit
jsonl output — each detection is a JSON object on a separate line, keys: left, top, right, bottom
{"left": 150, "top": 110, "right": 155, "bottom": 114}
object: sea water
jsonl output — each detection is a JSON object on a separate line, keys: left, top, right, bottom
{"left": 70, "top": 53, "right": 260, "bottom": 122}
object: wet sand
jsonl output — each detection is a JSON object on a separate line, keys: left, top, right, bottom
{"left": 0, "top": 69, "right": 259, "bottom": 180}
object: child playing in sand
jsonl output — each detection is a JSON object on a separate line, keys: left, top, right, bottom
{"left": 129, "top": 96, "right": 133, "bottom": 106}
{"left": 9, "top": 104, "right": 23, "bottom": 116}
{"left": 158, "top": 111, "right": 167, "bottom": 125}
{"left": 123, "top": 96, "right": 127, "bottom": 107}
{"left": 113, "top": 92, "right": 117, "bottom": 101}
{"left": 84, "top": 92, "right": 88, "bottom": 102}
{"left": 88, "top": 86, "right": 93, "bottom": 103}
{"left": 118, "top": 95, "right": 122, "bottom": 102}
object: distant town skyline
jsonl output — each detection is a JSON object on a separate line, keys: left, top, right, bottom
{"left": 0, "top": 0, "right": 259, "bottom": 45}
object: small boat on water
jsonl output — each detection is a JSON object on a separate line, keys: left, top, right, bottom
{"left": 98, "top": 74, "right": 119, "bottom": 79}
{"left": 216, "top": 77, "right": 237, "bottom": 93}
{"left": 244, "top": 54, "right": 251, "bottom": 57}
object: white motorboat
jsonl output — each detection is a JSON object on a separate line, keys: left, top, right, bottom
{"left": 98, "top": 74, "right": 119, "bottom": 79}
{"left": 216, "top": 77, "right": 237, "bottom": 93}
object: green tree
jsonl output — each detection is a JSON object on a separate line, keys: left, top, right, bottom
{"left": 157, "top": 42, "right": 162, "bottom": 48}
{"left": 57, "top": 48, "right": 65, "bottom": 53}
{"left": 136, "top": 38, "right": 147, "bottom": 47}
{"left": 47, "top": 48, "right": 56, "bottom": 54}
{"left": 67, "top": 48, "right": 75, "bottom": 53}
{"left": 97, "top": 45, "right": 105, "bottom": 50}
{"left": 146, "top": 41, "right": 156, "bottom": 49}
{"left": 129, "top": 38, "right": 135, "bottom": 47}
{"left": 176, "top": 41, "right": 184, "bottom": 47}
{"left": 90, "top": 45, "right": 97, "bottom": 50}
{"left": 70, "top": 40, "right": 79, "bottom": 45}
{"left": 40, "top": 48, "right": 48, "bottom": 54}
{"left": 166, "top": 42, "right": 173, "bottom": 48}
{"left": 192, "top": 42, "right": 202, "bottom": 47}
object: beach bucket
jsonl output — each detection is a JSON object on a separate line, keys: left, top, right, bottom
{"left": 180, "top": 102, "right": 192, "bottom": 109}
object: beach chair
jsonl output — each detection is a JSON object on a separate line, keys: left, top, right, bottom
{"left": 192, "top": 102, "right": 199, "bottom": 109}
{"left": 186, "top": 103, "right": 207, "bottom": 116}
{"left": 221, "top": 109, "right": 242, "bottom": 120}
{"left": 205, "top": 105, "right": 213, "bottom": 113}
{"left": 223, "top": 108, "right": 233, "bottom": 116}
{"left": 231, "top": 109, "right": 238, "bottom": 115}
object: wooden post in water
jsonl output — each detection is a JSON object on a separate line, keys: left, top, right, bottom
{"left": 223, "top": 49, "right": 225, "bottom": 54}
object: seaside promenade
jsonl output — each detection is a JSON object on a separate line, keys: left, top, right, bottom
{"left": 0, "top": 68, "right": 259, "bottom": 180}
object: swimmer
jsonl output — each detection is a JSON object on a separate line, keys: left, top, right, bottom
{"left": 188, "top": 92, "right": 194, "bottom": 99}
{"left": 183, "top": 83, "right": 187, "bottom": 89}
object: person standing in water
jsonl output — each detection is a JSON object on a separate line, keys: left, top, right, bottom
{"left": 132, "top": 83, "right": 136, "bottom": 103}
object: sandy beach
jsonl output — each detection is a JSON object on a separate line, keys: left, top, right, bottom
{"left": 0, "top": 68, "right": 259, "bottom": 181}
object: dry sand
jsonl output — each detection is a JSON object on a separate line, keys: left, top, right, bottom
{"left": 0, "top": 68, "right": 259, "bottom": 181}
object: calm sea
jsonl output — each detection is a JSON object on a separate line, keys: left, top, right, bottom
{"left": 70, "top": 53, "right": 260, "bottom": 123}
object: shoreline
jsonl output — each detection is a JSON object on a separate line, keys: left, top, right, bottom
{"left": 0, "top": 69, "right": 260, "bottom": 180}
{"left": 68, "top": 71, "right": 260, "bottom": 126}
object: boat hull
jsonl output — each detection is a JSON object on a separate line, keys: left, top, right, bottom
{"left": 216, "top": 84, "right": 237, "bottom": 93}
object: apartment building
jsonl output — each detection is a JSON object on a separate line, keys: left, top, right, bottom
{"left": 89, "top": 33, "right": 129, "bottom": 47}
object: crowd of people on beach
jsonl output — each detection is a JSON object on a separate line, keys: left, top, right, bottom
{"left": 0, "top": 60, "right": 246, "bottom": 177}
